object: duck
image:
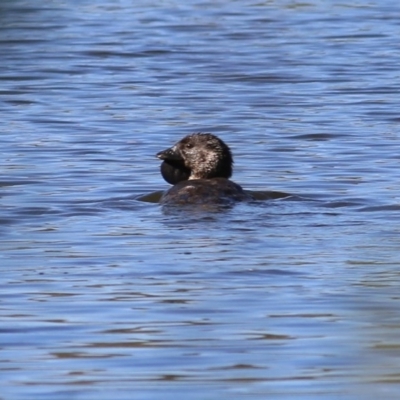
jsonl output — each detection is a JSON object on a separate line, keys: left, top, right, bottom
{"left": 156, "top": 133, "right": 252, "bottom": 205}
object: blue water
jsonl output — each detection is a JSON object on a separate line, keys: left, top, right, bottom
{"left": 2, "top": 1, "right": 400, "bottom": 399}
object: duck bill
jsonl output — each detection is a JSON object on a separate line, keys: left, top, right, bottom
{"left": 156, "top": 146, "right": 183, "bottom": 161}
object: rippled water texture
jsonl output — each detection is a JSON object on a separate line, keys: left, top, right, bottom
{"left": 2, "top": 1, "right": 400, "bottom": 399}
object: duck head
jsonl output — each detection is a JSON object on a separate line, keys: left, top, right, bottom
{"left": 156, "top": 133, "right": 233, "bottom": 183}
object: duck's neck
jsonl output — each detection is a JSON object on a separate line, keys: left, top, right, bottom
{"left": 188, "top": 173, "right": 206, "bottom": 180}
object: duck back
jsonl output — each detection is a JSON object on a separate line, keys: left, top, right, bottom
{"left": 160, "top": 178, "right": 251, "bottom": 205}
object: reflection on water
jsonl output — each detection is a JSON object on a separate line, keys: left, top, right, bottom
{"left": 2, "top": 0, "right": 400, "bottom": 399}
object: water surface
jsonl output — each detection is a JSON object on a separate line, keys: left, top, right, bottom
{"left": 2, "top": 1, "right": 400, "bottom": 399}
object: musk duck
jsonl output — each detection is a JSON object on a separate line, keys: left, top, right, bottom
{"left": 156, "top": 133, "right": 251, "bottom": 205}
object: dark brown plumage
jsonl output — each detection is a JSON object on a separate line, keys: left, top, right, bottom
{"left": 156, "top": 133, "right": 251, "bottom": 205}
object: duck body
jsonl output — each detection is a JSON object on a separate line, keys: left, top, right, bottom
{"left": 160, "top": 178, "right": 249, "bottom": 205}
{"left": 156, "top": 133, "right": 252, "bottom": 205}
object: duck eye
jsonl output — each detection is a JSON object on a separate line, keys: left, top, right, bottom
{"left": 185, "top": 143, "right": 193, "bottom": 149}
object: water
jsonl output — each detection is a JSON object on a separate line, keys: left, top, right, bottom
{"left": 1, "top": 0, "right": 400, "bottom": 399}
